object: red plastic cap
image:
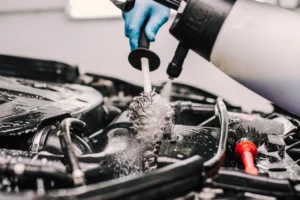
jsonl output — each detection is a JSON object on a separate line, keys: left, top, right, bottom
{"left": 235, "top": 140, "right": 258, "bottom": 159}
{"left": 235, "top": 140, "right": 259, "bottom": 175}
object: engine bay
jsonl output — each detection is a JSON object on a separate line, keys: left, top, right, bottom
{"left": 0, "top": 54, "right": 300, "bottom": 199}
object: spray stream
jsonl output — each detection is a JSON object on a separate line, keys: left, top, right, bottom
{"left": 160, "top": 79, "right": 173, "bottom": 101}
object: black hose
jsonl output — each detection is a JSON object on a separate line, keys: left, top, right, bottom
{"left": 59, "top": 118, "right": 86, "bottom": 186}
{"left": 284, "top": 132, "right": 296, "bottom": 139}
{"left": 88, "top": 122, "right": 133, "bottom": 145}
{"left": 204, "top": 98, "right": 229, "bottom": 178}
{"left": 72, "top": 134, "right": 93, "bottom": 153}
{"left": 210, "top": 168, "right": 294, "bottom": 197}
{"left": 287, "top": 148, "right": 300, "bottom": 154}
{"left": 0, "top": 162, "right": 73, "bottom": 185}
{"left": 286, "top": 140, "right": 300, "bottom": 151}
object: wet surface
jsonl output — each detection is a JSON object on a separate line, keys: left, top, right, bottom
{"left": 226, "top": 112, "right": 300, "bottom": 179}
{"left": 257, "top": 144, "right": 300, "bottom": 180}
{"left": 157, "top": 126, "right": 220, "bottom": 163}
{"left": 0, "top": 76, "right": 103, "bottom": 136}
{"left": 228, "top": 112, "right": 284, "bottom": 135}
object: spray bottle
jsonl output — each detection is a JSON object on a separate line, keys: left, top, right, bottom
{"left": 155, "top": 0, "right": 300, "bottom": 116}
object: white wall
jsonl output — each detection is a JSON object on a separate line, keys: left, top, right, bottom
{"left": 0, "top": 0, "right": 272, "bottom": 112}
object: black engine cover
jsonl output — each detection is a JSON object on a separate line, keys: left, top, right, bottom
{"left": 0, "top": 76, "right": 103, "bottom": 136}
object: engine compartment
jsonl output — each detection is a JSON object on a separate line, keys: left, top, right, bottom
{"left": 0, "top": 54, "right": 300, "bottom": 199}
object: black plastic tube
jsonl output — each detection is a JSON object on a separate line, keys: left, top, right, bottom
{"left": 0, "top": 163, "right": 73, "bottom": 185}
{"left": 59, "top": 118, "right": 86, "bottom": 186}
{"left": 204, "top": 98, "right": 229, "bottom": 177}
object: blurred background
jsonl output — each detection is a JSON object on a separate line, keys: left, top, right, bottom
{"left": 0, "top": 0, "right": 299, "bottom": 112}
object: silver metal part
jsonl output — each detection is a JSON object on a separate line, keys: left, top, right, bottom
{"left": 37, "top": 179, "right": 45, "bottom": 196}
{"left": 14, "top": 163, "right": 25, "bottom": 175}
{"left": 72, "top": 169, "right": 85, "bottom": 186}
{"left": 31, "top": 126, "right": 51, "bottom": 153}
{"left": 110, "top": 0, "right": 135, "bottom": 12}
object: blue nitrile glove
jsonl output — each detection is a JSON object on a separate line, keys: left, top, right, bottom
{"left": 123, "top": 0, "right": 170, "bottom": 50}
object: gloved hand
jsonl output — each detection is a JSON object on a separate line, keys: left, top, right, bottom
{"left": 123, "top": 0, "right": 170, "bottom": 50}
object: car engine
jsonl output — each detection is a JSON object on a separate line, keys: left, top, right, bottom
{"left": 0, "top": 54, "right": 300, "bottom": 200}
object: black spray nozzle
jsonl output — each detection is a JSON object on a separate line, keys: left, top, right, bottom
{"left": 128, "top": 18, "right": 160, "bottom": 72}
{"left": 154, "top": 0, "right": 182, "bottom": 10}
{"left": 167, "top": 43, "right": 189, "bottom": 79}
